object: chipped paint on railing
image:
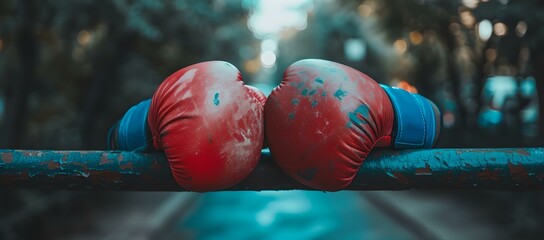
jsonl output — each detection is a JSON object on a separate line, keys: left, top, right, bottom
{"left": 1, "top": 148, "right": 543, "bottom": 191}
{"left": 351, "top": 148, "right": 544, "bottom": 190}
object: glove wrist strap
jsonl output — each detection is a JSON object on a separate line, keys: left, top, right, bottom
{"left": 114, "top": 99, "right": 151, "bottom": 151}
{"left": 380, "top": 85, "right": 437, "bottom": 149}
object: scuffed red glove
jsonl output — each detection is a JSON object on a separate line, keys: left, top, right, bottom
{"left": 109, "top": 61, "right": 265, "bottom": 191}
{"left": 265, "top": 59, "right": 440, "bottom": 191}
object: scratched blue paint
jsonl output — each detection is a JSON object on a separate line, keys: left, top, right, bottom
{"left": 311, "top": 100, "right": 318, "bottom": 108}
{"left": 0, "top": 150, "right": 178, "bottom": 190}
{"left": 309, "top": 89, "right": 317, "bottom": 96}
{"left": 1, "top": 148, "right": 544, "bottom": 191}
{"left": 386, "top": 172, "right": 397, "bottom": 180}
{"left": 315, "top": 78, "right": 324, "bottom": 84}
{"left": 301, "top": 88, "right": 309, "bottom": 96}
{"left": 78, "top": 170, "right": 91, "bottom": 177}
{"left": 348, "top": 104, "right": 370, "bottom": 126}
{"left": 352, "top": 148, "right": 544, "bottom": 190}
{"left": 28, "top": 170, "right": 39, "bottom": 178}
{"left": 291, "top": 98, "right": 300, "bottom": 106}
{"left": 213, "top": 93, "right": 220, "bottom": 106}
{"left": 334, "top": 89, "right": 347, "bottom": 100}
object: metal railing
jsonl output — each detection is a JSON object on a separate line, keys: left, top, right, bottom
{"left": 1, "top": 148, "right": 543, "bottom": 191}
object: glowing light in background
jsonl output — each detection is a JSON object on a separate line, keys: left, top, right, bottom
{"left": 459, "top": 9, "right": 475, "bottom": 28}
{"left": 261, "top": 38, "right": 278, "bottom": 52}
{"left": 478, "top": 109, "right": 502, "bottom": 127}
{"left": 246, "top": 0, "right": 313, "bottom": 39}
{"left": 462, "top": 0, "right": 478, "bottom": 9}
{"left": 357, "top": 3, "right": 373, "bottom": 17}
{"left": 260, "top": 50, "right": 277, "bottom": 68}
{"left": 483, "top": 76, "right": 517, "bottom": 109}
{"left": 493, "top": 22, "right": 508, "bottom": 37}
{"left": 515, "top": 21, "right": 527, "bottom": 37}
{"left": 519, "top": 76, "right": 539, "bottom": 136}
{"left": 409, "top": 31, "right": 423, "bottom": 45}
{"left": 520, "top": 76, "right": 536, "bottom": 97}
{"left": 393, "top": 39, "right": 407, "bottom": 54}
{"left": 244, "top": 59, "right": 261, "bottom": 74}
{"left": 478, "top": 19, "right": 493, "bottom": 41}
{"left": 443, "top": 112, "right": 456, "bottom": 128}
{"left": 396, "top": 80, "right": 418, "bottom": 93}
{"left": 344, "top": 38, "right": 367, "bottom": 62}
{"left": 244, "top": 0, "right": 313, "bottom": 95}
{"left": 259, "top": 38, "right": 278, "bottom": 67}
{"left": 77, "top": 30, "right": 91, "bottom": 45}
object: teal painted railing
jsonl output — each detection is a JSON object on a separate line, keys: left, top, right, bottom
{"left": 0, "top": 148, "right": 543, "bottom": 191}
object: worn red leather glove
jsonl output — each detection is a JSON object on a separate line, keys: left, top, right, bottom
{"left": 265, "top": 59, "right": 440, "bottom": 191}
{"left": 109, "top": 61, "right": 265, "bottom": 191}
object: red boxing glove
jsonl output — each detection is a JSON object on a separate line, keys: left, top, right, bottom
{"left": 149, "top": 61, "right": 265, "bottom": 191}
{"left": 110, "top": 61, "right": 265, "bottom": 191}
{"left": 245, "top": 85, "right": 268, "bottom": 148}
{"left": 245, "top": 85, "right": 267, "bottom": 107}
{"left": 265, "top": 59, "right": 440, "bottom": 191}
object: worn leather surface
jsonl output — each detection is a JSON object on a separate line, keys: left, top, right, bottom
{"left": 265, "top": 59, "right": 394, "bottom": 191}
{"left": 148, "top": 61, "right": 265, "bottom": 191}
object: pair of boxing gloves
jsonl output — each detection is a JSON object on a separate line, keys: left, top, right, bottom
{"left": 108, "top": 59, "right": 441, "bottom": 192}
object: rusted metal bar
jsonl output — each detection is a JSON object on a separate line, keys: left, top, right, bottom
{"left": 0, "top": 150, "right": 179, "bottom": 191}
{"left": 0, "top": 148, "right": 543, "bottom": 191}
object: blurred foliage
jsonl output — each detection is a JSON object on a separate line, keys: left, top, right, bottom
{"left": 0, "top": 1, "right": 543, "bottom": 239}
{"left": 0, "top": 0, "right": 543, "bottom": 149}
{"left": 276, "top": 0, "right": 544, "bottom": 147}
{"left": 0, "top": 0, "right": 256, "bottom": 149}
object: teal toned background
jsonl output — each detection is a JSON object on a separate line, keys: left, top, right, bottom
{"left": 0, "top": 0, "right": 543, "bottom": 239}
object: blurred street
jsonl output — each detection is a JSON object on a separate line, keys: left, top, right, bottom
{"left": 2, "top": 190, "right": 543, "bottom": 239}
{"left": 1, "top": 0, "right": 544, "bottom": 239}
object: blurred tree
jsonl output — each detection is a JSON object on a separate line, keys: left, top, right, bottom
{"left": 2, "top": 0, "right": 37, "bottom": 148}
{"left": 0, "top": 0, "right": 256, "bottom": 149}
{"left": 473, "top": 0, "right": 544, "bottom": 137}
{"left": 278, "top": 1, "right": 390, "bottom": 87}
{"left": 354, "top": 0, "right": 544, "bottom": 147}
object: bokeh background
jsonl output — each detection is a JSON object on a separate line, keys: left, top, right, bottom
{"left": 0, "top": 0, "right": 543, "bottom": 239}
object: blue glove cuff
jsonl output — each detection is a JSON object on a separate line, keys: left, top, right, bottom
{"left": 380, "top": 85, "right": 437, "bottom": 149}
{"left": 116, "top": 99, "right": 151, "bottom": 151}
